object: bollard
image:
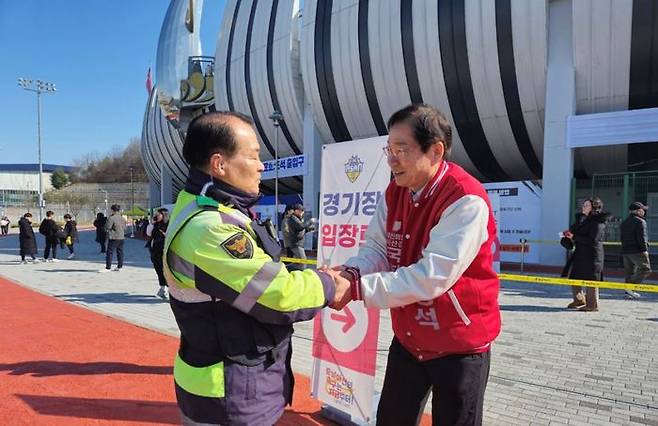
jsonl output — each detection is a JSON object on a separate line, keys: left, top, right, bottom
{"left": 519, "top": 238, "right": 527, "bottom": 273}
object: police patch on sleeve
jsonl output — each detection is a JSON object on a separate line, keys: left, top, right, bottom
{"left": 221, "top": 232, "right": 254, "bottom": 259}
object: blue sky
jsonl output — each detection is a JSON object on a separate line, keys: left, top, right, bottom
{"left": 0, "top": 0, "right": 225, "bottom": 166}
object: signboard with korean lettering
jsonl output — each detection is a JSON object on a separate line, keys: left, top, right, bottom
{"left": 261, "top": 154, "right": 307, "bottom": 179}
{"left": 483, "top": 181, "right": 542, "bottom": 264}
{"left": 311, "top": 137, "right": 390, "bottom": 423}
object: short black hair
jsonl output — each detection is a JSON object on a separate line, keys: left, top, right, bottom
{"left": 587, "top": 197, "right": 603, "bottom": 213}
{"left": 63, "top": 213, "right": 72, "bottom": 219}
{"left": 24, "top": 212, "right": 32, "bottom": 218}
{"left": 387, "top": 104, "right": 452, "bottom": 158}
{"left": 183, "top": 111, "right": 254, "bottom": 168}
{"left": 111, "top": 204, "right": 121, "bottom": 212}
{"left": 46, "top": 210, "right": 54, "bottom": 217}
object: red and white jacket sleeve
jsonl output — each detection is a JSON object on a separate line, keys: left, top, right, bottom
{"left": 345, "top": 195, "right": 490, "bottom": 309}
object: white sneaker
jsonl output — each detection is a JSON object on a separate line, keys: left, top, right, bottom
{"left": 51, "top": 258, "right": 60, "bottom": 263}
{"left": 625, "top": 290, "right": 641, "bottom": 299}
{"left": 98, "top": 268, "right": 111, "bottom": 273}
{"left": 31, "top": 259, "right": 40, "bottom": 264}
{"left": 67, "top": 253, "right": 75, "bottom": 259}
{"left": 46, "top": 258, "right": 53, "bottom": 263}
{"left": 20, "top": 260, "right": 28, "bottom": 264}
{"left": 112, "top": 267, "right": 122, "bottom": 272}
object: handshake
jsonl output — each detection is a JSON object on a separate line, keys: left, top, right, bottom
{"left": 320, "top": 265, "right": 358, "bottom": 311}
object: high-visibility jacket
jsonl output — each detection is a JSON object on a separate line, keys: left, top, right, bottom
{"left": 164, "top": 190, "right": 334, "bottom": 425}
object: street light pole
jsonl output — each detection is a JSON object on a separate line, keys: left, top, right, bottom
{"left": 18, "top": 78, "right": 56, "bottom": 222}
{"left": 269, "top": 111, "right": 283, "bottom": 232}
{"left": 130, "top": 167, "right": 135, "bottom": 238}
{"left": 102, "top": 190, "right": 108, "bottom": 215}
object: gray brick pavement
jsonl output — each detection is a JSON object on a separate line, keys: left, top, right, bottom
{"left": 1, "top": 230, "right": 656, "bottom": 425}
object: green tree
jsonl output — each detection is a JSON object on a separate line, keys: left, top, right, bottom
{"left": 50, "top": 168, "right": 70, "bottom": 189}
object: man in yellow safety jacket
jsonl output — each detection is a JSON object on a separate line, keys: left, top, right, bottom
{"left": 164, "top": 111, "right": 349, "bottom": 425}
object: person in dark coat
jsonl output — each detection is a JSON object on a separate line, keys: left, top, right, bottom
{"left": 93, "top": 212, "right": 107, "bottom": 253}
{"left": 39, "top": 210, "right": 60, "bottom": 262}
{"left": 18, "top": 213, "right": 38, "bottom": 263}
{"left": 147, "top": 208, "right": 169, "bottom": 299}
{"left": 564, "top": 197, "right": 610, "bottom": 311}
{"left": 63, "top": 214, "right": 79, "bottom": 259}
{"left": 620, "top": 201, "right": 652, "bottom": 299}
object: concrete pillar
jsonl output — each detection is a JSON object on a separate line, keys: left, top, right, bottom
{"left": 540, "top": 0, "right": 576, "bottom": 266}
{"left": 149, "top": 180, "right": 161, "bottom": 209}
{"left": 160, "top": 167, "right": 174, "bottom": 206}
{"left": 302, "top": 102, "right": 323, "bottom": 249}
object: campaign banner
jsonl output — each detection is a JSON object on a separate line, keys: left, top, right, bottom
{"left": 483, "top": 181, "right": 542, "bottom": 264}
{"left": 312, "top": 137, "right": 390, "bottom": 423}
{"left": 261, "top": 154, "right": 307, "bottom": 179}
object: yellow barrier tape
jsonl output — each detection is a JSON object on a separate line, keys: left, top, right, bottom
{"left": 523, "top": 239, "right": 658, "bottom": 247}
{"left": 280, "top": 256, "right": 318, "bottom": 266}
{"left": 280, "top": 257, "right": 657, "bottom": 293}
{"left": 499, "top": 273, "right": 658, "bottom": 293}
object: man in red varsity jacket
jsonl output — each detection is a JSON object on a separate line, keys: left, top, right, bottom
{"left": 334, "top": 104, "right": 501, "bottom": 426}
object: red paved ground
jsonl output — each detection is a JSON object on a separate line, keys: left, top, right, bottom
{"left": 0, "top": 275, "right": 431, "bottom": 425}
{"left": 0, "top": 275, "right": 333, "bottom": 425}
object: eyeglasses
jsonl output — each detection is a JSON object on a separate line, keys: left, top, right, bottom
{"left": 382, "top": 146, "right": 409, "bottom": 159}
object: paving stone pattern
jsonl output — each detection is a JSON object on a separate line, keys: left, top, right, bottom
{"left": 1, "top": 230, "right": 656, "bottom": 425}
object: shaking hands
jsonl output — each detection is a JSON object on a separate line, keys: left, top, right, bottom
{"left": 321, "top": 265, "right": 360, "bottom": 311}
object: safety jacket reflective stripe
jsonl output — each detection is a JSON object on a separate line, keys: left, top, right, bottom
{"left": 173, "top": 354, "right": 224, "bottom": 398}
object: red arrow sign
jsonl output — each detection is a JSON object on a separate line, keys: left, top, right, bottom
{"left": 330, "top": 306, "right": 356, "bottom": 333}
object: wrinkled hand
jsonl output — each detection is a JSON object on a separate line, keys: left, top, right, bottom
{"left": 325, "top": 269, "right": 352, "bottom": 310}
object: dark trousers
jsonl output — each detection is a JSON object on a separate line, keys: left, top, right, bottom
{"left": 377, "top": 339, "right": 491, "bottom": 426}
{"left": 285, "top": 246, "right": 306, "bottom": 271}
{"left": 106, "top": 239, "right": 124, "bottom": 269}
{"left": 98, "top": 239, "right": 106, "bottom": 253}
{"left": 66, "top": 243, "right": 74, "bottom": 254}
{"left": 44, "top": 238, "right": 58, "bottom": 260}
{"left": 150, "top": 249, "right": 167, "bottom": 287}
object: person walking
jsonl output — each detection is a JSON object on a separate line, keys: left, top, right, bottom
{"left": 18, "top": 213, "right": 38, "bottom": 263}
{"left": 0, "top": 216, "right": 10, "bottom": 235}
{"left": 333, "top": 104, "right": 501, "bottom": 426}
{"left": 621, "top": 201, "right": 652, "bottom": 299}
{"left": 564, "top": 197, "right": 610, "bottom": 312}
{"left": 163, "top": 111, "right": 349, "bottom": 425}
{"left": 39, "top": 210, "right": 60, "bottom": 262}
{"left": 283, "top": 203, "right": 317, "bottom": 270}
{"left": 101, "top": 204, "right": 126, "bottom": 272}
{"left": 93, "top": 212, "right": 108, "bottom": 254}
{"left": 148, "top": 208, "right": 169, "bottom": 299}
{"left": 62, "top": 214, "right": 79, "bottom": 259}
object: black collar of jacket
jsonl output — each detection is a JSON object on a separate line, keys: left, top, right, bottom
{"left": 185, "top": 168, "right": 262, "bottom": 218}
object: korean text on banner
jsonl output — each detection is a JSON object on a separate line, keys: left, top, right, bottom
{"left": 312, "top": 137, "right": 390, "bottom": 423}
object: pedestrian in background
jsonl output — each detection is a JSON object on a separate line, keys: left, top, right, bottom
{"left": 18, "top": 212, "right": 38, "bottom": 263}
{"left": 283, "top": 203, "right": 317, "bottom": 270}
{"left": 93, "top": 212, "right": 107, "bottom": 253}
{"left": 100, "top": 204, "right": 125, "bottom": 272}
{"left": 0, "top": 216, "right": 10, "bottom": 235}
{"left": 565, "top": 197, "right": 610, "bottom": 312}
{"left": 63, "top": 213, "right": 78, "bottom": 259}
{"left": 621, "top": 201, "right": 652, "bottom": 299}
{"left": 39, "top": 210, "right": 60, "bottom": 262}
{"left": 148, "top": 208, "right": 169, "bottom": 299}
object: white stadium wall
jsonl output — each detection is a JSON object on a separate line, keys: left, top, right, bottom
{"left": 143, "top": 0, "right": 658, "bottom": 186}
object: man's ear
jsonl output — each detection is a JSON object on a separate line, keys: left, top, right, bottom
{"left": 209, "top": 153, "right": 226, "bottom": 177}
{"left": 432, "top": 140, "right": 445, "bottom": 162}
